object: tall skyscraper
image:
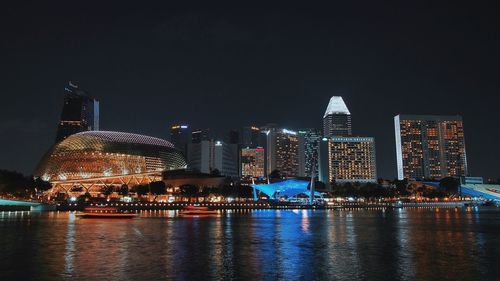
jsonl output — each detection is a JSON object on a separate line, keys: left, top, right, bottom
{"left": 170, "top": 124, "right": 190, "bottom": 156}
{"left": 240, "top": 126, "right": 261, "bottom": 148}
{"left": 323, "top": 96, "right": 352, "bottom": 137}
{"left": 228, "top": 129, "right": 239, "bottom": 144}
{"left": 298, "top": 129, "right": 321, "bottom": 178}
{"left": 191, "top": 129, "right": 210, "bottom": 144}
{"left": 241, "top": 147, "right": 265, "bottom": 178}
{"left": 394, "top": 115, "right": 468, "bottom": 180}
{"left": 187, "top": 140, "right": 239, "bottom": 177}
{"left": 55, "top": 81, "right": 99, "bottom": 143}
{"left": 266, "top": 127, "right": 299, "bottom": 177}
{"left": 326, "top": 137, "right": 377, "bottom": 183}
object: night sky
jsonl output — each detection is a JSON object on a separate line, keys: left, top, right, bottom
{"left": 1, "top": 2, "right": 498, "bottom": 180}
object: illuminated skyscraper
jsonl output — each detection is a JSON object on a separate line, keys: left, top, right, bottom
{"left": 191, "top": 129, "right": 210, "bottom": 143}
{"left": 266, "top": 127, "right": 299, "bottom": 177}
{"left": 241, "top": 147, "right": 265, "bottom": 178}
{"left": 170, "top": 124, "right": 190, "bottom": 156}
{"left": 298, "top": 129, "right": 321, "bottom": 178}
{"left": 323, "top": 96, "right": 352, "bottom": 137}
{"left": 327, "top": 137, "right": 377, "bottom": 183}
{"left": 240, "top": 126, "right": 261, "bottom": 148}
{"left": 55, "top": 81, "right": 99, "bottom": 143}
{"left": 394, "top": 115, "right": 468, "bottom": 180}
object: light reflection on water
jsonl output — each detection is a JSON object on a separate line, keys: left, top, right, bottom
{"left": 0, "top": 208, "right": 499, "bottom": 281}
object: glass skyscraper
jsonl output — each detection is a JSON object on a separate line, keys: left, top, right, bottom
{"left": 394, "top": 114, "right": 468, "bottom": 180}
{"left": 170, "top": 124, "right": 190, "bottom": 156}
{"left": 55, "top": 81, "right": 99, "bottom": 143}
{"left": 298, "top": 129, "right": 321, "bottom": 178}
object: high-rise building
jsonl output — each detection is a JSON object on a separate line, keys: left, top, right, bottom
{"left": 191, "top": 129, "right": 210, "bottom": 144}
{"left": 187, "top": 140, "right": 239, "bottom": 177}
{"left": 229, "top": 129, "right": 239, "bottom": 144}
{"left": 240, "top": 126, "right": 261, "bottom": 148}
{"left": 55, "top": 81, "right": 99, "bottom": 143}
{"left": 394, "top": 114, "right": 468, "bottom": 180}
{"left": 266, "top": 127, "right": 299, "bottom": 177}
{"left": 170, "top": 124, "right": 190, "bottom": 156}
{"left": 325, "top": 137, "right": 377, "bottom": 183}
{"left": 298, "top": 129, "right": 321, "bottom": 178}
{"left": 241, "top": 147, "right": 265, "bottom": 178}
{"left": 323, "top": 96, "right": 352, "bottom": 137}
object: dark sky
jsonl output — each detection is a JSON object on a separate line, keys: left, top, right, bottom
{"left": 1, "top": 2, "right": 499, "bottom": 179}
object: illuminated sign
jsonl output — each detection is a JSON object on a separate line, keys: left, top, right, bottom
{"left": 282, "top": 129, "right": 297, "bottom": 135}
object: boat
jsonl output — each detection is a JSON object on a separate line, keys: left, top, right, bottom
{"left": 179, "top": 205, "right": 218, "bottom": 215}
{"left": 77, "top": 207, "right": 138, "bottom": 218}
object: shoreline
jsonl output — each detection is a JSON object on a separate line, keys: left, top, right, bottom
{"left": 2, "top": 201, "right": 493, "bottom": 212}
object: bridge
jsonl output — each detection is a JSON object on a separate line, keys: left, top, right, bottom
{"left": 0, "top": 198, "right": 54, "bottom": 211}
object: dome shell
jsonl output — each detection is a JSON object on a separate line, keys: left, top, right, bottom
{"left": 35, "top": 131, "right": 186, "bottom": 182}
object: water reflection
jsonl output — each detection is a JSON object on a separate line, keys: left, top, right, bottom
{"left": 0, "top": 208, "right": 499, "bottom": 280}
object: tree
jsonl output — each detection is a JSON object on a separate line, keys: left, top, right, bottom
{"left": 180, "top": 185, "right": 199, "bottom": 202}
{"left": 134, "top": 184, "right": 149, "bottom": 197}
{"left": 269, "top": 170, "right": 282, "bottom": 179}
{"left": 119, "top": 184, "right": 129, "bottom": 196}
{"left": 101, "top": 185, "right": 114, "bottom": 197}
{"left": 439, "top": 177, "right": 459, "bottom": 193}
{"left": 150, "top": 181, "right": 166, "bottom": 195}
{"left": 31, "top": 177, "right": 52, "bottom": 191}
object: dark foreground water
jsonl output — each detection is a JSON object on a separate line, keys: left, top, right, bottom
{"left": 1, "top": 208, "right": 499, "bottom": 281}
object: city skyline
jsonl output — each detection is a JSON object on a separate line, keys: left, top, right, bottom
{"left": 1, "top": 3, "right": 498, "bottom": 180}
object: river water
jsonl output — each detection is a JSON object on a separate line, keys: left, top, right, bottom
{"left": 1, "top": 208, "right": 499, "bottom": 281}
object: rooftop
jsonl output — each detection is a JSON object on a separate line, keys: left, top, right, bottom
{"left": 324, "top": 96, "right": 350, "bottom": 117}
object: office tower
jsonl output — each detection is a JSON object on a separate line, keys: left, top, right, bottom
{"left": 229, "top": 129, "right": 239, "bottom": 144}
{"left": 191, "top": 129, "right": 210, "bottom": 144}
{"left": 323, "top": 96, "right": 352, "bottom": 137}
{"left": 266, "top": 127, "right": 299, "bottom": 177}
{"left": 187, "top": 140, "right": 239, "bottom": 177}
{"left": 55, "top": 81, "right": 99, "bottom": 143}
{"left": 298, "top": 129, "right": 321, "bottom": 178}
{"left": 241, "top": 147, "right": 265, "bottom": 178}
{"left": 394, "top": 114, "right": 468, "bottom": 180}
{"left": 240, "top": 126, "right": 261, "bottom": 148}
{"left": 170, "top": 124, "right": 190, "bottom": 156}
{"left": 326, "top": 137, "right": 377, "bottom": 183}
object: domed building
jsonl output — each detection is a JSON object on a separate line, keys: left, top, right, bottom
{"left": 35, "top": 131, "right": 187, "bottom": 196}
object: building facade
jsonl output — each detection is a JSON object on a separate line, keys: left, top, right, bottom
{"left": 55, "top": 81, "right": 99, "bottom": 143}
{"left": 240, "top": 126, "right": 261, "bottom": 148}
{"left": 298, "top": 129, "right": 321, "bottom": 178}
{"left": 241, "top": 147, "right": 265, "bottom": 178}
{"left": 170, "top": 124, "right": 190, "bottom": 156}
{"left": 187, "top": 140, "right": 239, "bottom": 178}
{"left": 323, "top": 96, "right": 352, "bottom": 137}
{"left": 326, "top": 137, "right": 377, "bottom": 183}
{"left": 266, "top": 128, "right": 299, "bottom": 177}
{"left": 36, "top": 131, "right": 187, "bottom": 196}
{"left": 191, "top": 129, "right": 211, "bottom": 144}
{"left": 394, "top": 114, "right": 468, "bottom": 180}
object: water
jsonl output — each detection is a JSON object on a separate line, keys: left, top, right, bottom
{"left": 1, "top": 208, "right": 499, "bottom": 281}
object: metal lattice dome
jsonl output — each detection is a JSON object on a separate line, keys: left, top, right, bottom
{"left": 35, "top": 131, "right": 187, "bottom": 182}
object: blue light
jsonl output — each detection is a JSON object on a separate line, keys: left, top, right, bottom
{"left": 252, "top": 179, "right": 321, "bottom": 200}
